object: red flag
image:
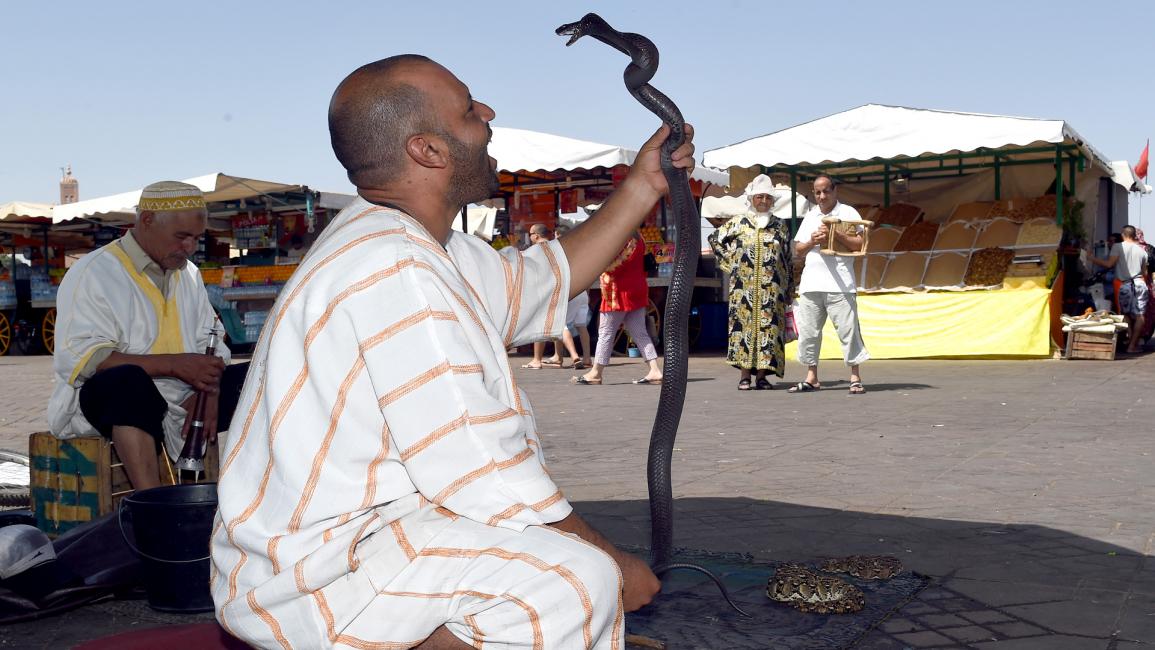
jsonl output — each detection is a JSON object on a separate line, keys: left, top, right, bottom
{"left": 1136, "top": 140, "right": 1149, "bottom": 180}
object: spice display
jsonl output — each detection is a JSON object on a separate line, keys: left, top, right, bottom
{"left": 880, "top": 252, "right": 929, "bottom": 290}
{"left": 922, "top": 252, "right": 969, "bottom": 289}
{"left": 1015, "top": 218, "right": 1062, "bottom": 247}
{"left": 974, "top": 220, "right": 1020, "bottom": 249}
{"left": 876, "top": 202, "right": 923, "bottom": 227}
{"left": 893, "top": 222, "right": 939, "bottom": 251}
{"left": 866, "top": 227, "right": 902, "bottom": 253}
{"left": 964, "top": 247, "right": 1015, "bottom": 286}
{"left": 948, "top": 201, "right": 993, "bottom": 223}
{"left": 933, "top": 221, "right": 979, "bottom": 250}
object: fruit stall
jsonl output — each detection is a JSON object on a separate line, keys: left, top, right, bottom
{"left": 0, "top": 203, "right": 99, "bottom": 355}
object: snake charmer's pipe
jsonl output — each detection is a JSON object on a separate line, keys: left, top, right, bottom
{"left": 176, "top": 329, "right": 219, "bottom": 473}
{"left": 556, "top": 13, "right": 749, "bottom": 618}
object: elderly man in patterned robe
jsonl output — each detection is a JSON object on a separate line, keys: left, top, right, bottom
{"left": 708, "top": 175, "right": 794, "bottom": 391}
{"left": 211, "top": 55, "right": 696, "bottom": 649}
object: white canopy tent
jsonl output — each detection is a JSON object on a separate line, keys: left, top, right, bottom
{"left": 1, "top": 202, "right": 53, "bottom": 221}
{"left": 490, "top": 127, "right": 728, "bottom": 186}
{"left": 457, "top": 127, "right": 729, "bottom": 241}
{"left": 51, "top": 173, "right": 307, "bottom": 224}
{"left": 703, "top": 104, "right": 1132, "bottom": 238}
{"left": 704, "top": 104, "right": 1111, "bottom": 172}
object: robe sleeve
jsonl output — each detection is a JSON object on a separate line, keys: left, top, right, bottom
{"left": 451, "top": 235, "right": 571, "bottom": 349}
{"left": 709, "top": 217, "right": 740, "bottom": 275}
{"left": 54, "top": 262, "right": 123, "bottom": 385}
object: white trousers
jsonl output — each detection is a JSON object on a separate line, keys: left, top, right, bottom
{"left": 795, "top": 292, "right": 870, "bottom": 367}
{"left": 335, "top": 516, "right": 625, "bottom": 649}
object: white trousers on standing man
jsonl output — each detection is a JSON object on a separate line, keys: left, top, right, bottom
{"left": 795, "top": 292, "right": 870, "bottom": 367}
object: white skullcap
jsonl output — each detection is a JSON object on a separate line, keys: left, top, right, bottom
{"left": 743, "top": 174, "right": 775, "bottom": 197}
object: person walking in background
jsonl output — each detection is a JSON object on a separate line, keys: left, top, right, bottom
{"left": 709, "top": 174, "right": 793, "bottom": 391}
{"left": 523, "top": 223, "right": 592, "bottom": 369}
{"left": 573, "top": 230, "right": 663, "bottom": 385}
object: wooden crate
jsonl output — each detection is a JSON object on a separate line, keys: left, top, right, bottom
{"left": 29, "top": 432, "right": 219, "bottom": 538}
{"left": 1065, "top": 329, "right": 1117, "bottom": 361}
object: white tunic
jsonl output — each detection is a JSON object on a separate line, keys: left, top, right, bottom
{"left": 47, "top": 238, "right": 230, "bottom": 458}
{"left": 212, "top": 200, "right": 623, "bottom": 649}
{"left": 793, "top": 202, "right": 863, "bottom": 294}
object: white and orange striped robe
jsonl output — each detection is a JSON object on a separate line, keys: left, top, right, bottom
{"left": 211, "top": 199, "right": 624, "bottom": 649}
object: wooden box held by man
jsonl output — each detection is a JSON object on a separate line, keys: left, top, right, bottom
{"left": 47, "top": 182, "right": 248, "bottom": 492}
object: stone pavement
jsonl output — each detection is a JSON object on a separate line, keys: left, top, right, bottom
{"left": 1, "top": 350, "right": 1153, "bottom": 648}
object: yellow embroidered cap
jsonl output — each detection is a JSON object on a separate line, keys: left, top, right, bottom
{"left": 137, "top": 181, "right": 206, "bottom": 212}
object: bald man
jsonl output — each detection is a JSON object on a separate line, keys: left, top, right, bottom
{"left": 211, "top": 55, "right": 696, "bottom": 649}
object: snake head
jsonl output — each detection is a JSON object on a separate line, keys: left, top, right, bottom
{"left": 555, "top": 13, "right": 608, "bottom": 46}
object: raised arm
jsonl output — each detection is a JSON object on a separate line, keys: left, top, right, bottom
{"left": 560, "top": 124, "right": 694, "bottom": 299}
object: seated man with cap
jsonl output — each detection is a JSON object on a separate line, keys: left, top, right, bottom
{"left": 47, "top": 181, "right": 247, "bottom": 491}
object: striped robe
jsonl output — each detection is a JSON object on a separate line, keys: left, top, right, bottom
{"left": 211, "top": 199, "right": 624, "bottom": 649}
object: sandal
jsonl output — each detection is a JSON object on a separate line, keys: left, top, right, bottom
{"left": 848, "top": 381, "right": 866, "bottom": 395}
{"left": 521, "top": 362, "right": 543, "bottom": 370}
{"left": 571, "top": 360, "right": 587, "bottom": 370}
{"left": 755, "top": 377, "right": 773, "bottom": 391}
{"left": 541, "top": 359, "right": 563, "bottom": 368}
{"left": 737, "top": 378, "right": 753, "bottom": 391}
{"left": 570, "top": 376, "right": 602, "bottom": 385}
{"left": 787, "top": 381, "right": 819, "bottom": 393}
{"left": 633, "top": 377, "right": 662, "bottom": 385}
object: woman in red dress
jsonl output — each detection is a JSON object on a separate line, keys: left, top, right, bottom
{"left": 573, "top": 232, "right": 663, "bottom": 385}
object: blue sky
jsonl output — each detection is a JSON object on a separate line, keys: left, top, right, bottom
{"left": 2, "top": 1, "right": 1151, "bottom": 228}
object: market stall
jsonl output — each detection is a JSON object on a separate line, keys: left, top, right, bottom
{"left": 51, "top": 174, "right": 355, "bottom": 348}
{"left": 0, "top": 203, "right": 96, "bottom": 355}
{"left": 487, "top": 127, "right": 730, "bottom": 351}
{"left": 703, "top": 104, "right": 1142, "bottom": 359}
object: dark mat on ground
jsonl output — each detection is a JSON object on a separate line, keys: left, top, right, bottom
{"left": 625, "top": 548, "right": 928, "bottom": 650}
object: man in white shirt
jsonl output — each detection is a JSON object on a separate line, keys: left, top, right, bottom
{"left": 1088, "top": 225, "right": 1149, "bottom": 353}
{"left": 48, "top": 182, "right": 244, "bottom": 491}
{"left": 211, "top": 54, "right": 696, "bottom": 649}
{"left": 788, "top": 175, "right": 870, "bottom": 394}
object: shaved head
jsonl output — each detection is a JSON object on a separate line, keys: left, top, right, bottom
{"left": 328, "top": 54, "right": 442, "bottom": 188}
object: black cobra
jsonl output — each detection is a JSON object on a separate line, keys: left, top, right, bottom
{"left": 557, "top": 13, "right": 749, "bottom": 618}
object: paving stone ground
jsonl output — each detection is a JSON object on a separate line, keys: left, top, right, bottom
{"left": 1, "top": 349, "right": 1153, "bottom": 648}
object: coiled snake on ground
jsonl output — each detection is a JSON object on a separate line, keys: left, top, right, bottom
{"left": 556, "top": 13, "right": 748, "bottom": 617}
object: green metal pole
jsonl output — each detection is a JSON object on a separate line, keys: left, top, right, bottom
{"left": 1054, "top": 146, "right": 1063, "bottom": 226}
{"left": 883, "top": 164, "right": 890, "bottom": 208}
{"left": 1067, "top": 155, "right": 1076, "bottom": 207}
{"left": 994, "top": 156, "right": 1001, "bottom": 200}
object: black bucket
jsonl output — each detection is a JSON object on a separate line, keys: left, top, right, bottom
{"left": 120, "top": 483, "right": 217, "bottom": 613}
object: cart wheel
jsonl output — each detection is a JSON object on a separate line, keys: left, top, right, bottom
{"left": 42, "top": 308, "right": 56, "bottom": 355}
{"left": 0, "top": 312, "right": 10, "bottom": 356}
{"left": 614, "top": 300, "right": 662, "bottom": 355}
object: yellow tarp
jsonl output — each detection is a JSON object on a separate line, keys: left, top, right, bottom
{"left": 785, "top": 277, "right": 1053, "bottom": 360}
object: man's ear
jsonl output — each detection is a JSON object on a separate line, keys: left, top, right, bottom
{"left": 138, "top": 211, "right": 155, "bottom": 229}
{"left": 406, "top": 133, "right": 449, "bottom": 170}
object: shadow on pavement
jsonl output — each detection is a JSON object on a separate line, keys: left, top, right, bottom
{"left": 575, "top": 497, "right": 1155, "bottom": 648}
